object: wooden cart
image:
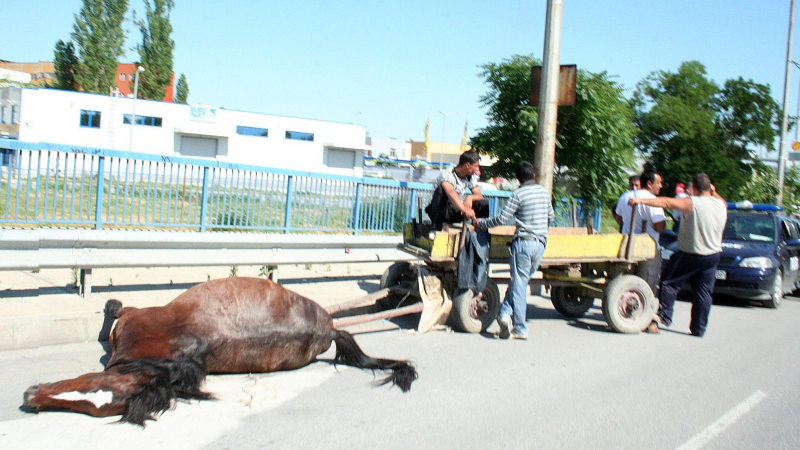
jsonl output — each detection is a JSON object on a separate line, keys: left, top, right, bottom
{"left": 377, "top": 221, "right": 659, "bottom": 334}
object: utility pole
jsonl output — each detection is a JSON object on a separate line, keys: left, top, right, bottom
{"left": 777, "top": 0, "right": 796, "bottom": 205}
{"left": 534, "top": 0, "right": 563, "bottom": 195}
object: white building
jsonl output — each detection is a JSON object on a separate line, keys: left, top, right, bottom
{"left": 366, "top": 136, "right": 411, "bottom": 160}
{"left": 2, "top": 87, "right": 367, "bottom": 176}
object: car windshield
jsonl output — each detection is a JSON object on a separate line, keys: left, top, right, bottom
{"left": 723, "top": 213, "right": 775, "bottom": 243}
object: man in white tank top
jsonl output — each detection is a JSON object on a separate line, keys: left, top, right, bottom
{"left": 628, "top": 173, "right": 727, "bottom": 337}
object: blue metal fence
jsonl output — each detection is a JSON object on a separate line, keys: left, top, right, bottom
{"left": 0, "top": 141, "right": 600, "bottom": 233}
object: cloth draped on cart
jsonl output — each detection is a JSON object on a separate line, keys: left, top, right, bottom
{"left": 457, "top": 230, "right": 489, "bottom": 293}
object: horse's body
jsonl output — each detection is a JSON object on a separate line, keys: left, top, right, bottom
{"left": 22, "top": 277, "right": 417, "bottom": 425}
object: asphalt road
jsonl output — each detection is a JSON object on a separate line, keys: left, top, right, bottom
{"left": 0, "top": 292, "right": 798, "bottom": 450}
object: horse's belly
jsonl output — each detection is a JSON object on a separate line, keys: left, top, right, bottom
{"left": 205, "top": 332, "right": 332, "bottom": 374}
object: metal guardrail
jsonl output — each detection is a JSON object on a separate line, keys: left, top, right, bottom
{"left": 0, "top": 228, "right": 415, "bottom": 295}
{"left": 0, "top": 141, "right": 600, "bottom": 233}
{"left": 0, "top": 141, "right": 515, "bottom": 233}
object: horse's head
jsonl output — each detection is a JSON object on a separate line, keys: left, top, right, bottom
{"left": 22, "top": 368, "right": 152, "bottom": 420}
{"left": 23, "top": 343, "right": 213, "bottom": 425}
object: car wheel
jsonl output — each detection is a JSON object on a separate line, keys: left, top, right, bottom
{"left": 763, "top": 270, "right": 783, "bottom": 309}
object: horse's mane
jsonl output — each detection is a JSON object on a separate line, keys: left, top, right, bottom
{"left": 113, "top": 340, "right": 214, "bottom": 426}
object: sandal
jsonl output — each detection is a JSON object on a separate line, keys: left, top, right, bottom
{"left": 645, "top": 320, "right": 659, "bottom": 334}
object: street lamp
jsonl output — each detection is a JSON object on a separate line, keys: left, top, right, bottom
{"left": 438, "top": 110, "right": 460, "bottom": 170}
{"left": 129, "top": 65, "right": 145, "bottom": 152}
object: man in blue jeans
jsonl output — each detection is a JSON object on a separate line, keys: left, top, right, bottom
{"left": 477, "top": 161, "right": 554, "bottom": 340}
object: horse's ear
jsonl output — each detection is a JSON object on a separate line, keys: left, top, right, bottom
{"left": 105, "top": 300, "right": 123, "bottom": 319}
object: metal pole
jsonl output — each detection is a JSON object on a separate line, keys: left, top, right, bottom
{"left": 777, "top": 0, "right": 795, "bottom": 205}
{"left": 95, "top": 156, "right": 106, "bottom": 230}
{"left": 199, "top": 166, "right": 210, "bottom": 232}
{"left": 129, "top": 66, "right": 145, "bottom": 152}
{"left": 440, "top": 113, "right": 446, "bottom": 170}
{"left": 534, "top": 0, "right": 563, "bottom": 196}
{"left": 795, "top": 74, "right": 800, "bottom": 143}
{"left": 438, "top": 110, "right": 460, "bottom": 170}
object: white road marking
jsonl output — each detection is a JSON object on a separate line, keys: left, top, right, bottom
{"left": 51, "top": 390, "right": 114, "bottom": 408}
{"left": 675, "top": 390, "right": 769, "bottom": 450}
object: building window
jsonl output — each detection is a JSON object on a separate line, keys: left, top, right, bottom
{"left": 285, "top": 130, "right": 314, "bottom": 142}
{"left": 123, "top": 114, "right": 163, "bottom": 127}
{"left": 120, "top": 74, "right": 127, "bottom": 81}
{"left": 236, "top": 126, "right": 269, "bottom": 137}
{"left": 80, "top": 110, "right": 101, "bottom": 128}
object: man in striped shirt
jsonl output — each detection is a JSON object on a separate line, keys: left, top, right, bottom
{"left": 477, "top": 161, "right": 554, "bottom": 340}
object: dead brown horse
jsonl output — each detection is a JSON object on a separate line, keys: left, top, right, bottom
{"left": 22, "top": 277, "right": 417, "bottom": 425}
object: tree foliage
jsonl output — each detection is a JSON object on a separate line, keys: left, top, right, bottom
{"left": 71, "top": 0, "right": 129, "bottom": 94}
{"left": 471, "top": 54, "right": 637, "bottom": 209}
{"left": 174, "top": 73, "right": 189, "bottom": 104}
{"left": 633, "top": 61, "right": 781, "bottom": 199}
{"left": 135, "top": 0, "right": 175, "bottom": 100}
{"left": 53, "top": 40, "right": 79, "bottom": 91}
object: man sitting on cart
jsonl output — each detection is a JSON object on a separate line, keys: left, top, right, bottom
{"left": 425, "top": 150, "right": 490, "bottom": 230}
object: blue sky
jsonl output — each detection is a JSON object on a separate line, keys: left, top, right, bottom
{"left": 3, "top": 1, "right": 799, "bottom": 145}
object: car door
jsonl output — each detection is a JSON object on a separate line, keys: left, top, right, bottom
{"left": 778, "top": 217, "right": 800, "bottom": 292}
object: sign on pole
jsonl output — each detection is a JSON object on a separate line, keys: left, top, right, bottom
{"left": 530, "top": 64, "right": 577, "bottom": 107}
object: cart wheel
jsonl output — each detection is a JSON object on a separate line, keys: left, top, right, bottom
{"left": 550, "top": 286, "right": 594, "bottom": 318}
{"left": 602, "top": 275, "right": 657, "bottom": 334}
{"left": 451, "top": 279, "right": 502, "bottom": 333}
{"left": 378, "top": 262, "right": 417, "bottom": 310}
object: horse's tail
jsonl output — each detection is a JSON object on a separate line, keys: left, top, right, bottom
{"left": 331, "top": 329, "right": 418, "bottom": 393}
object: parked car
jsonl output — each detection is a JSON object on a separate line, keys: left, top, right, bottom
{"left": 660, "top": 202, "right": 800, "bottom": 308}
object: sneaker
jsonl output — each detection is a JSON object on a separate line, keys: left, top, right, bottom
{"left": 510, "top": 332, "right": 528, "bottom": 340}
{"left": 498, "top": 316, "right": 512, "bottom": 339}
{"left": 645, "top": 321, "right": 659, "bottom": 334}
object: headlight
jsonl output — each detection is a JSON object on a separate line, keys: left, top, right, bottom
{"left": 661, "top": 248, "right": 675, "bottom": 260}
{"left": 738, "top": 257, "right": 775, "bottom": 269}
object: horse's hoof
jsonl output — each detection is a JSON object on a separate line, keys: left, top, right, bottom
{"left": 22, "top": 385, "right": 40, "bottom": 412}
{"left": 105, "top": 300, "right": 123, "bottom": 318}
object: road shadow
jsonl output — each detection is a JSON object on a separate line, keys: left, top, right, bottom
{"left": 0, "top": 285, "right": 79, "bottom": 298}
{"left": 281, "top": 274, "right": 381, "bottom": 285}
{"left": 0, "top": 282, "right": 200, "bottom": 298}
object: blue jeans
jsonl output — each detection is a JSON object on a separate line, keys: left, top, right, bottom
{"left": 658, "top": 251, "right": 720, "bottom": 337}
{"left": 500, "top": 238, "right": 545, "bottom": 336}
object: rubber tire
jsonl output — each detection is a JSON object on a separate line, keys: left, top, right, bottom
{"left": 451, "top": 279, "right": 502, "bottom": 333}
{"left": 763, "top": 270, "right": 783, "bottom": 309}
{"left": 602, "top": 275, "right": 657, "bottom": 334}
{"left": 550, "top": 286, "right": 594, "bottom": 318}
{"left": 378, "top": 262, "right": 416, "bottom": 310}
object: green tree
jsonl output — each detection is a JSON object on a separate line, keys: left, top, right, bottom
{"left": 71, "top": 0, "right": 129, "bottom": 94}
{"left": 471, "top": 54, "right": 637, "bottom": 211}
{"left": 174, "top": 73, "right": 189, "bottom": 104}
{"left": 633, "top": 61, "right": 781, "bottom": 199}
{"left": 135, "top": 0, "right": 175, "bottom": 100}
{"left": 782, "top": 166, "right": 800, "bottom": 215}
{"left": 53, "top": 40, "right": 79, "bottom": 91}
